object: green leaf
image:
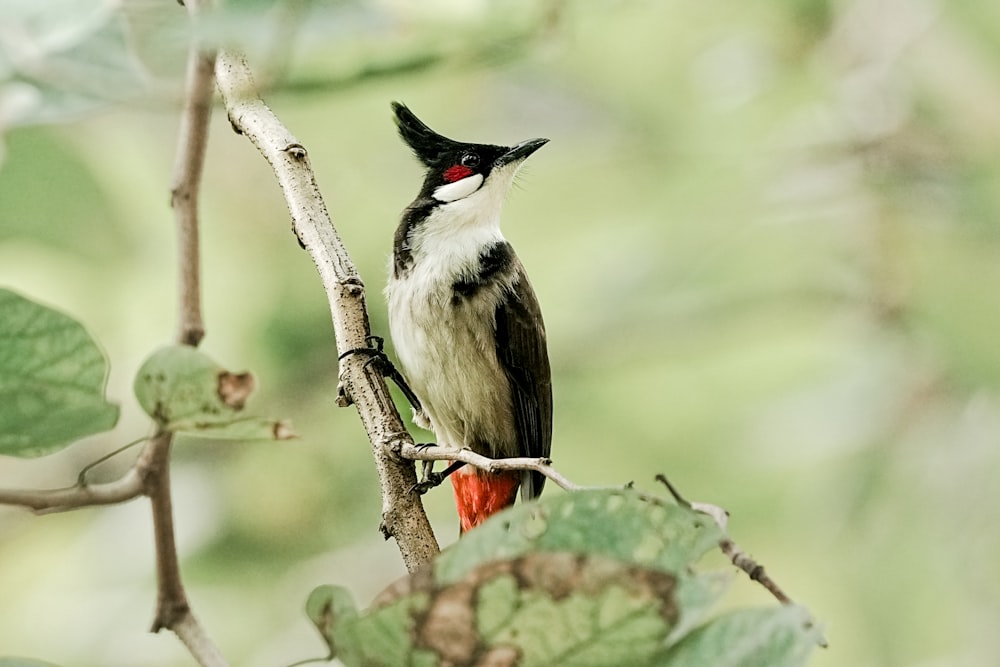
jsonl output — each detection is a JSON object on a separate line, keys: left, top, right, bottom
{"left": 305, "top": 585, "right": 358, "bottom": 656}
{"left": 337, "top": 553, "right": 680, "bottom": 667}
{"left": 655, "top": 605, "right": 823, "bottom": 667}
{"left": 133, "top": 345, "right": 294, "bottom": 440}
{"left": 434, "top": 488, "right": 724, "bottom": 585}
{"left": 0, "top": 289, "right": 119, "bottom": 457}
{"left": 0, "top": 658, "right": 63, "bottom": 667}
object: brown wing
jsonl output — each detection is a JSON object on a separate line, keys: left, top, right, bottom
{"left": 494, "top": 263, "right": 552, "bottom": 500}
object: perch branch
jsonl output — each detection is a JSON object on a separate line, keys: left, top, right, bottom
{"left": 398, "top": 443, "right": 583, "bottom": 492}
{"left": 213, "top": 50, "right": 439, "bottom": 572}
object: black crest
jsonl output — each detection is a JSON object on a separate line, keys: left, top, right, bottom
{"left": 391, "top": 102, "right": 473, "bottom": 169}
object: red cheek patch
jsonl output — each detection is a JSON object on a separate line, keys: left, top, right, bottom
{"left": 443, "top": 165, "right": 474, "bottom": 183}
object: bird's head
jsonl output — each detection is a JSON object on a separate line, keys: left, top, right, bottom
{"left": 392, "top": 102, "right": 548, "bottom": 206}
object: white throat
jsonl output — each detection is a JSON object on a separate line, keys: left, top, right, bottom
{"left": 409, "top": 160, "right": 520, "bottom": 266}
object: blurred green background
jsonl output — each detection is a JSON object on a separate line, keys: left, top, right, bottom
{"left": 2, "top": 0, "right": 1000, "bottom": 665}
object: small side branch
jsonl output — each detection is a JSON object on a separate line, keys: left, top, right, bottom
{"left": 654, "top": 474, "right": 801, "bottom": 611}
{"left": 0, "top": 468, "right": 144, "bottom": 513}
{"left": 718, "top": 537, "right": 792, "bottom": 605}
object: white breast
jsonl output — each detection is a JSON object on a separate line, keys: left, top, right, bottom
{"left": 386, "top": 214, "right": 517, "bottom": 456}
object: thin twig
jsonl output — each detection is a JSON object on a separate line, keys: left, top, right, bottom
{"left": 654, "top": 473, "right": 798, "bottom": 610}
{"left": 213, "top": 50, "right": 439, "bottom": 572}
{"left": 77, "top": 435, "right": 150, "bottom": 485}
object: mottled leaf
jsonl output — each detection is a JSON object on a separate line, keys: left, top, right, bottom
{"left": 133, "top": 345, "right": 293, "bottom": 440}
{"left": 0, "top": 289, "right": 119, "bottom": 457}
{"left": 339, "top": 552, "right": 679, "bottom": 667}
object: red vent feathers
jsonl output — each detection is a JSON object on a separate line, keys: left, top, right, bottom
{"left": 450, "top": 469, "right": 520, "bottom": 533}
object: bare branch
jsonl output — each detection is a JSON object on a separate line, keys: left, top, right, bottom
{"left": 398, "top": 443, "right": 583, "bottom": 492}
{"left": 139, "top": 431, "right": 189, "bottom": 631}
{"left": 0, "top": 468, "right": 144, "bottom": 513}
{"left": 170, "top": 38, "right": 217, "bottom": 347}
{"left": 213, "top": 50, "right": 439, "bottom": 572}
{"left": 147, "top": 0, "right": 228, "bottom": 662}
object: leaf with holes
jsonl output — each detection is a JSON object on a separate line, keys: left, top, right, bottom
{"left": 133, "top": 345, "right": 293, "bottom": 440}
{"left": 0, "top": 289, "right": 119, "bottom": 457}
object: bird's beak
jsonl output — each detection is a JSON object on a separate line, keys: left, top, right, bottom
{"left": 495, "top": 138, "right": 549, "bottom": 168}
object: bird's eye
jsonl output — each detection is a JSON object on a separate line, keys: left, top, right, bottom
{"left": 460, "top": 153, "right": 480, "bottom": 168}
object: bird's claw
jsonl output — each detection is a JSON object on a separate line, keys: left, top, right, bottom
{"left": 410, "top": 471, "right": 446, "bottom": 496}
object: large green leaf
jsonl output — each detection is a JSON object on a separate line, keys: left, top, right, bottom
{"left": 337, "top": 552, "right": 680, "bottom": 667}
{"left": 315, "top": 490, "right": 748, "bottom": 667}
{"left": 0, "top": 289, "right": 119, "bottom": 457}
{"left": 0, "top": 659, "right": 63, "bottom": 667}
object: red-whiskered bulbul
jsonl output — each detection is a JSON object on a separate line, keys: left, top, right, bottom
{"left": 385, "top": 102, "right": 552, "bottom": 533}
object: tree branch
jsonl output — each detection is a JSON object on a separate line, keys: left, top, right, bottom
{"left": 398, "top": 443, "right": 583, "bottom": 492}
{"left": 142, "top": 2, "right": 229, "bottom": 663}
{"left": 141, "top": 431, "right": 190, "bottom": 632}
{"left": 0, "top": 468, "right": 144, "bottom": 513}
{"left": 170, "top": 35, "right": 216, "bottom": 347}
{"left": 213, "top": 50, "right": 440, "bottom": 572}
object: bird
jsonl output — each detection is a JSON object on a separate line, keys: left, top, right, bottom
{"left": 385, "top": 102, "right": 552, "bottom": 534}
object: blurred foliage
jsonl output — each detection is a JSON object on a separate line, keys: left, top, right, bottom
{"left": 2, "top": 0, "right": 1000, "bottom": 665}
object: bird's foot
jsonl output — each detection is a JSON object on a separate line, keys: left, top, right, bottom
{"left": 338, "top": 335, "right": 423, "bottom": 414}
{"left": 409, "top": 460, "right": 468, "bottom": 496}
{"left": 410, "top": 470, "right": 448, "bottom": 496}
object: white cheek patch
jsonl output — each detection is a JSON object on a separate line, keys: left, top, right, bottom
{"left": 433, "top": 173, "right": 484, "bottom": 202}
